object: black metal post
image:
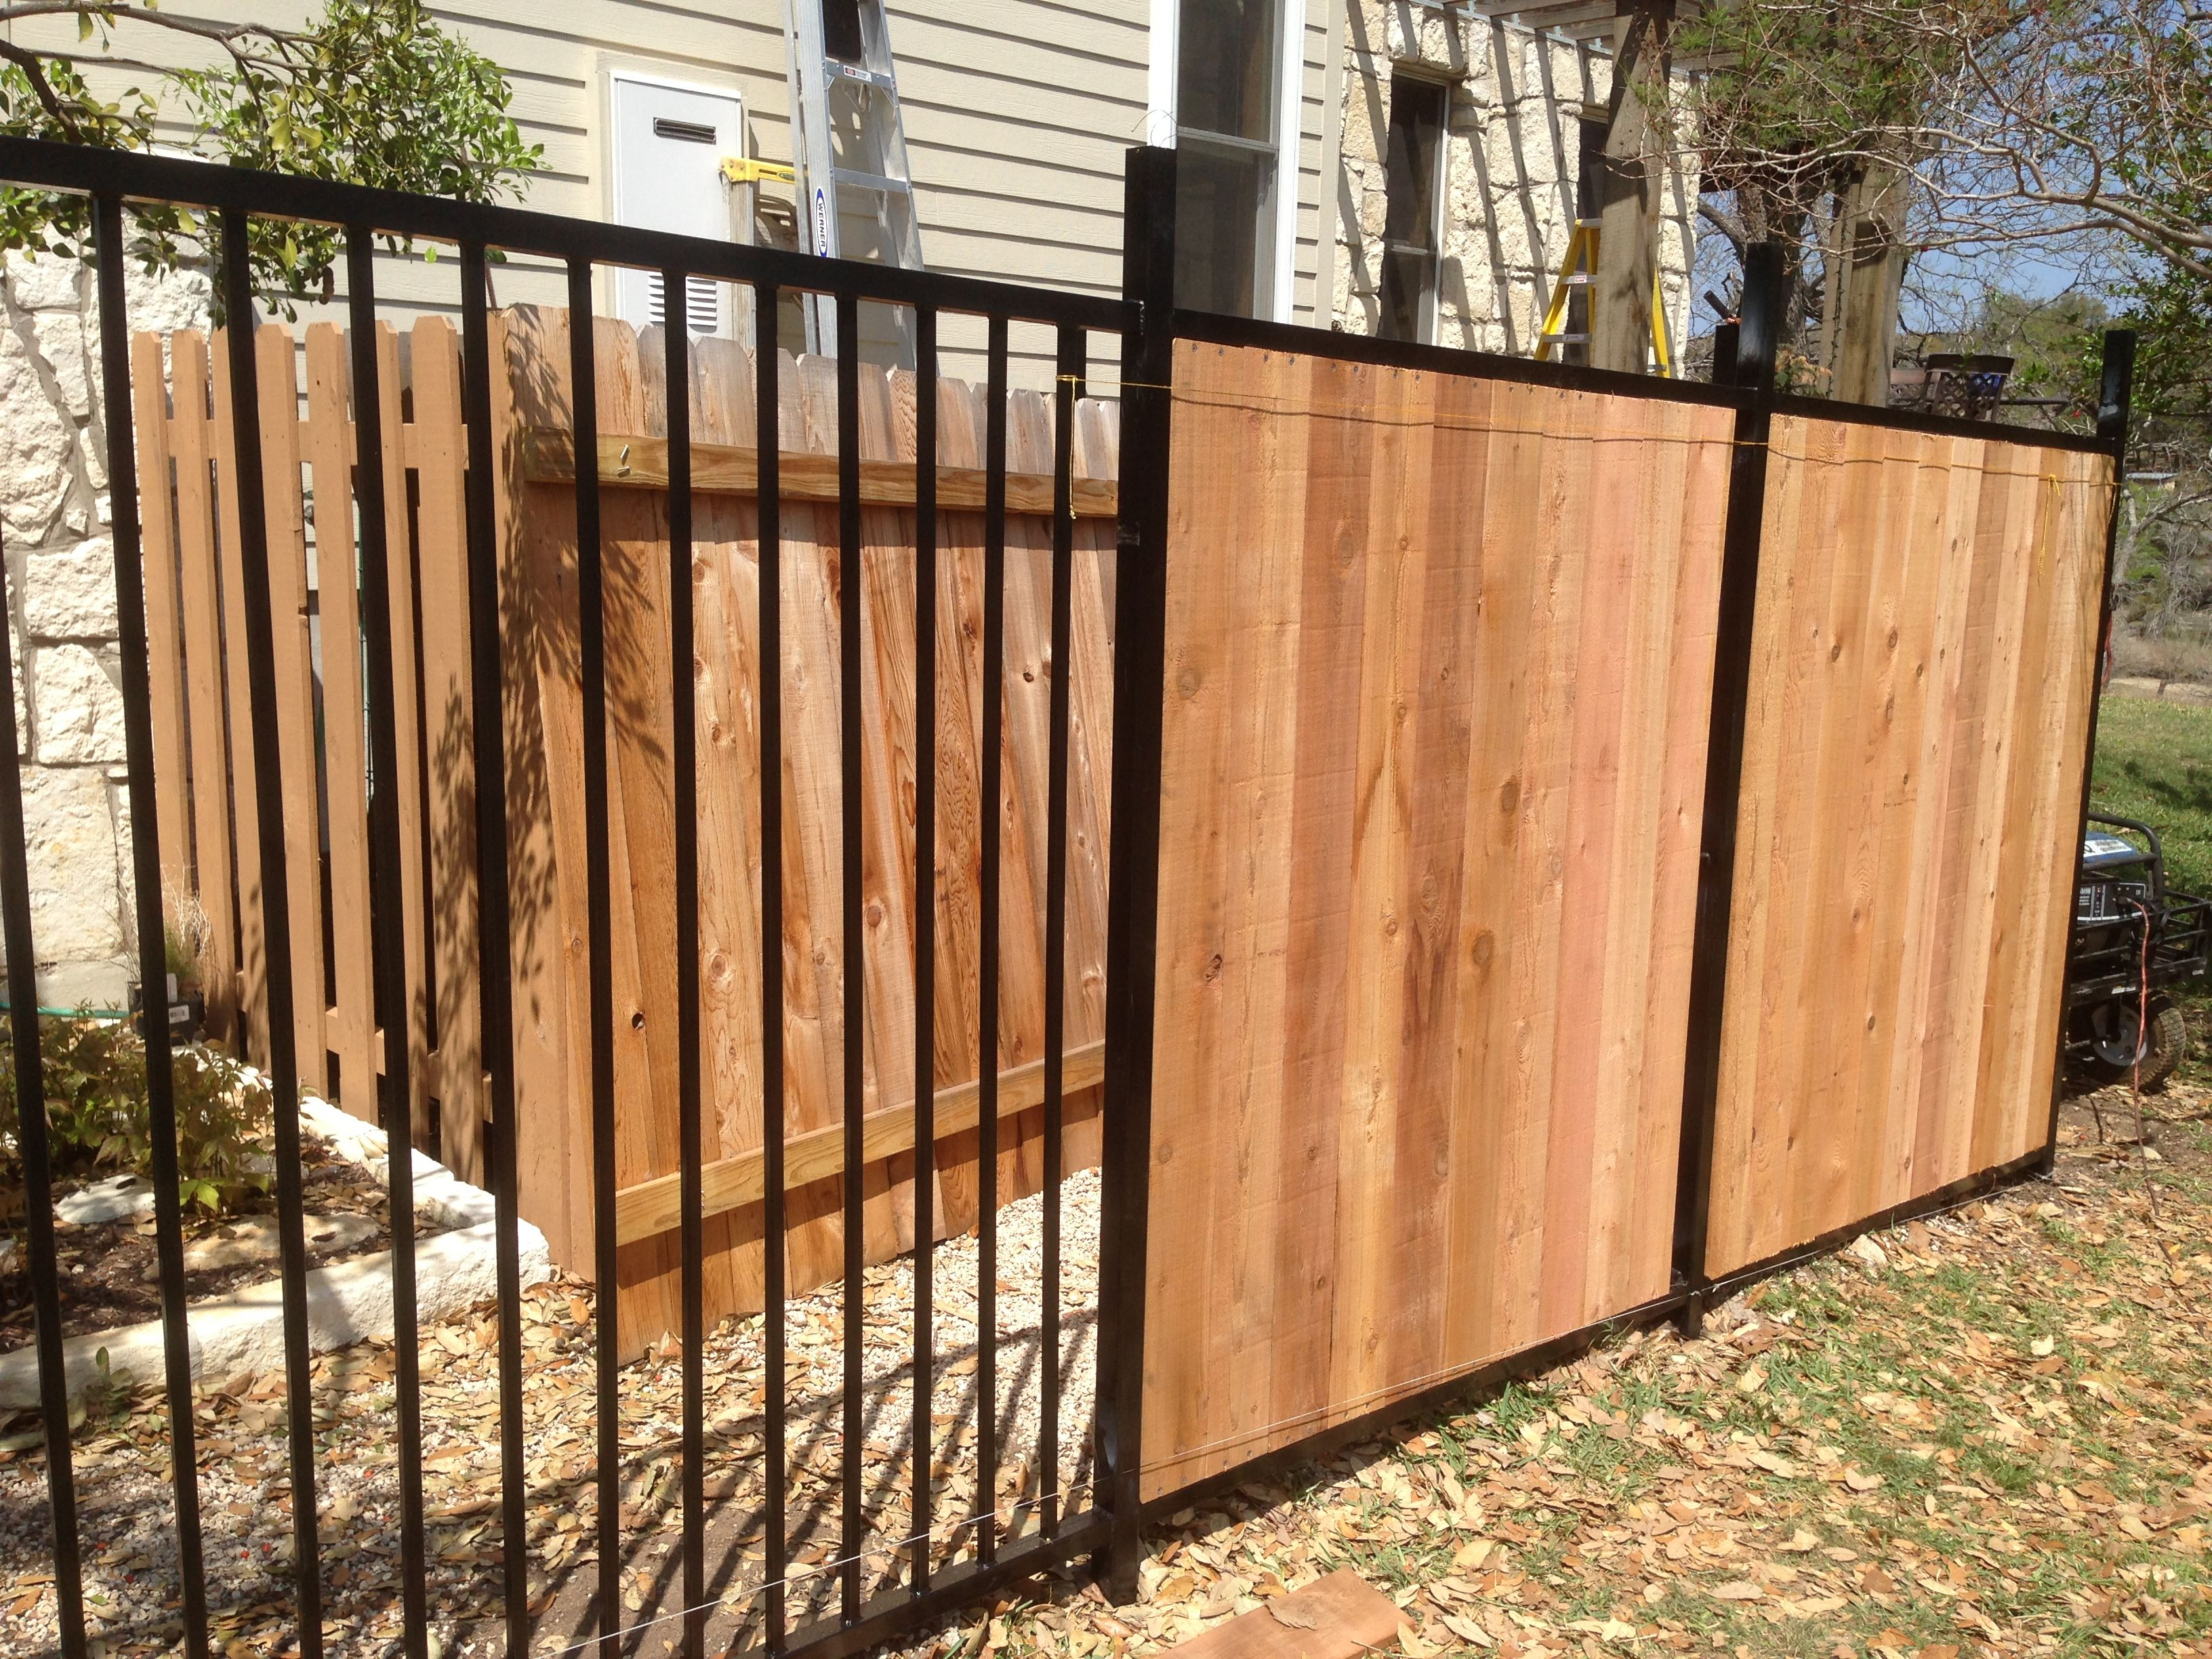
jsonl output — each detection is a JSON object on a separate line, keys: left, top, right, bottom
{"left": 2041, "top": 329, "right": 2137, "bottom": 1172}
{"left": 976, "top": 313, "right": 1010, "bottom": 1568}
{"left": 836, "top": 288, "right": 867, "bottom": 1623}
{"left": 1040, "top": 322, "right": 1082, "bottom": 1540}
{"left": 0, "top": 540, "right": 87, "bottom": 1659}
{"left": 663, "top": 287, "right": 708, "bottom": 1659}
{"left": 93, "top": 194, "right": 211, "bottom": 1659}
{"left": 1710, "top": 320, "right": 1740, "bottom": 387}
{"left": 457, "top": 240, "right": 529, "bottom": 1654}
{"left": 572, "top": 264, "right": 626, "bottom": 1659}
{"left": 1093, "top": 143, "right": 1177, "bottom": 1603}
{"left": 756, "top": 282, "right": 791, "bottom": 1656}
{"left": 219, "top": 213, "right": 324, "bottom": 1658}
{"left": 1668, "top": 241, "right": 1784, "bottom": 1340}
{"left": 909, "top": 303, "right": 939, "bottom": 1595}
{"left": 346, "top": 226, "right": 430, "bottom": 1659}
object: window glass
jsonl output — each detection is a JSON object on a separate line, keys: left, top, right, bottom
{"left": 1176, "top": 142, "right": 1270, "bottom": 316}
{"left": 1177, "top": 0, "right": 1278, "bottom": 143}
{"left": 1175, "top": 0, "right": 1282, "bottom": 316}
{"left": 1378, "top": 75, "right": 1445, "bottom": 342}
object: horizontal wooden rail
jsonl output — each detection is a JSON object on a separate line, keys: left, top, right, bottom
{"left": 613, "top": 1038, "right": 1107, "bottom": 1246}
{"left": 516, "top": 428, "right": 1119, "bottom": 518}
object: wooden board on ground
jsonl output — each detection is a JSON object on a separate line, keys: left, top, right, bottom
{"left": 1162, "top": 1570, "right": 1404, "bottom": 1659}
{"left": 1140, "top": 338, "right": 1736, "bottom": 1498}
{"left": 1701, "top": 415, "right": 2114, "bottom": 1277}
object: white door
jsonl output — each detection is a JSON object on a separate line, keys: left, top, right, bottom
{"left": 609, "top": 76, "right": 742, "bottom": 336}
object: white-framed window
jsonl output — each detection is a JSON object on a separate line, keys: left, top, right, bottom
{"left": 1378, "top": 73, "right": 1448, "bottom": 343}
{"left": 607, "top": 73, "right": 743, "bottom": 336}
{"left": 1164, "top": 0, "right": 1302, "bottom": 319}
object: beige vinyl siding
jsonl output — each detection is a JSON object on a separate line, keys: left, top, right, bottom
{"left": 12, "top": 1, "right": 1333, "bottom": 380}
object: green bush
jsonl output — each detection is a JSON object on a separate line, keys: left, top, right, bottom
{"left": 0, "top": 1016, "right": 274, "bottom": 1216}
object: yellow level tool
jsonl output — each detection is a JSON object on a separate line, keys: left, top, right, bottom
{"left": 1534, "top": 219, "right": 1673, "bottom": 377}
{"left": 720, "top": 157, "right": 797, "bottom": 186}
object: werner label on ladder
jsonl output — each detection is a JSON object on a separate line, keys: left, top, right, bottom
{"left": 785, "top": 0, "right": 927, "bottom": 362}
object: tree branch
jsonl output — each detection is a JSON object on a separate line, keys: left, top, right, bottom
{"left": 0, "top": 37, "right": 76, "bottom": 131}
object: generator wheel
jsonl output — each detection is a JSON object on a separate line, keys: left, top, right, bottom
{"left": 2083, "top": 996, "right": 2188, "bottom": 1092}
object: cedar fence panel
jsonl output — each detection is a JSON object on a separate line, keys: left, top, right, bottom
{"left": 1700, "top": 416, "right": 2114, "bottom": 1278}
{"left": 133, "top": 319, "right": 493, "bottom": 1177}
{"left": 495, "top": 306, "right": 1119, "bottom": 1354}
{"left": 1136, "top": 340, "right": 1736, "bottom": 1496}
{"left": 134, "top": 310, "right": 1118, "bottom": 1355}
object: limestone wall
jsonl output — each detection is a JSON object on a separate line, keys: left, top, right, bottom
{"left": 1, "top": 250, "right": 210, "bottom": 1010}
{"left": 1331, "top": 4, "right": 1698, "bottom": 359}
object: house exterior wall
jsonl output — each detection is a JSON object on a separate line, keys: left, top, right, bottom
{"left": 0, "top": 252, "right": 211, "bottom": 1010}
{"left": 0, "top": 0, "right": 1672, "bottom": 1004}
{"left": 1327, "top": 3, "right": 1699, "bottom": 361}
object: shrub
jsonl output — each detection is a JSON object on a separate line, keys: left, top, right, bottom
{"left": 0, "top": 1016, "right": 274, "bottom": 1216}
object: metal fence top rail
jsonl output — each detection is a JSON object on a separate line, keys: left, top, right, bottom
{"left": 0, "top": 136, "right": 1130, "bottom": 333}
{"left": 0, "top": 137, "right": 2126, "bottom": 459}
{"left": 1172, "top": 306, "right": 2123, "bottom": 459}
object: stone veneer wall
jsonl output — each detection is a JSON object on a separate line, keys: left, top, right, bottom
{"left": 1, "top": 249, "right": 211, "bottom": 1010}
{"left": 1332, "top": 4, "right": 1698, "bottom": 357}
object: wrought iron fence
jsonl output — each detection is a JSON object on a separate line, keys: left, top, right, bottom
{"left": 0, "top": 132, "right": 2138, "bottom": 1659}
{"left": 0, "top": 133, "right": 1131, "bottom": 1659}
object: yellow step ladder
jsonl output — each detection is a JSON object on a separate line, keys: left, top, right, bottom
{"left": 1534, "top": 219, "right": 1673, "bottom": 376}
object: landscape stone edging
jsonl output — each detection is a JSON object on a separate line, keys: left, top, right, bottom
{"left": 0, "top": 1094, "right": 551, "bottom": 1408}
{"left": 2106, "top": 674, "right": 2212, "bottom": 706}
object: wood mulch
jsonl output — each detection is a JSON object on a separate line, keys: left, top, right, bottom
{"left": 1, "top": 1082, "right": 2207, "bottom": 1659}
{"left": 0, "top": 1168, "right": 1101, "bottom": 1658}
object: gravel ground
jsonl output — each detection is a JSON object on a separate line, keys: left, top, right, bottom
{"left": 0, "top": 1169, "right": 1101, "bottom": 1658}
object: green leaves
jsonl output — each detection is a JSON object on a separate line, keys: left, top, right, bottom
{"left": 0, "top": 1013, "right": 276, "bottom": 1217}
{"left": 1, "top": 0, "right": 540, "bottom": 304}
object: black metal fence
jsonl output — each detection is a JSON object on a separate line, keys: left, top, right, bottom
{"left": 0, "top": 134, "right": 1130, "bottom": 1659}
{"left": 0, "top": 134, "right": 2135, "bottom": 1659}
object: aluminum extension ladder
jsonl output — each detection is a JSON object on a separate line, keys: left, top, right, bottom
{"left": 784, "top": 0, "right": 926, "bottom": 362}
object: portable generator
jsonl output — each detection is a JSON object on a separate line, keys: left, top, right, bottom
{"left": 2065, "top": 811, "right": 2211, "bottom": 1089}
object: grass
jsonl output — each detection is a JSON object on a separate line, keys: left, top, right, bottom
{"left": 954, "top": 1164, "right": 2212, "bottom": 1659}
{"left": 2089, "top": 694, "right": 2212, "bottom": 903}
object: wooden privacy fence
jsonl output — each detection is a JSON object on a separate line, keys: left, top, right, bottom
{"left": 129, "top": 308, "right": 2112, "bottom": 1446}
{"left": 1702, "top": 416, "right": 2109, "bottom": 1277}
{"left": 132, "top": 319, "right": 485, "bottom": 1168}
{"left": 131, "top": 308, "right": 1120, "bottom": 1354}
{"left": 1134, "top": 333, "right": 2113, "bottom": 1497}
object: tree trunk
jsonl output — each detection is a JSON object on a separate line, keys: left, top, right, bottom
{"left": 1593, "top": 4, "right": 1670, "bottom": 374}
{"left": 1832, "top": 160, "right": 1911, "bottom": 405}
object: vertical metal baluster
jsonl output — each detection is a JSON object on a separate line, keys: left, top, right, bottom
{"left": 976, "top": 313, "right": 1009, "bottom": 1564}
{"left": 756, "top": 281, "right": 790, "bottom": 1655}
{"left": 93, "top": 193, "right": 210, "bottom": 1659}
{"left": 836, "top": 289, "right": 867, "bottom": 1624}
{"left": 457, "top": 239, "right": 528, "bottom": 1653}
{"left": 572, "top": 263, "right": 622, "bottom": 1659}
{"left": 666, "top": 276, "right": 708, "bottom": 1659}
{"left": 1668, "top": 241, "right": 1784, "bottom": 1339}
{"left": 909, "top": 306, "right": 939, "bottom": 1594}
{"left": 219, "top": 211, "right": 323, "bottom": 1658}
{"left": 0, "top": 537, "right": 85, "bottom": 1659}
{"left": 1040, "top": 324, "right": 1080, "bottom": 1538}
{"left": 346, "top": 226, "right": 430, "bottom": 1659}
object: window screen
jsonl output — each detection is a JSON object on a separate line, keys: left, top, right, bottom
{"left": 1378, "top": 75, "right": 1446, "bottom": 343}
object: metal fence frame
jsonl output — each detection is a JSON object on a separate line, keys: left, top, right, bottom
{"left": 0, "top": 134, "right": 2132, "bottom": 1659}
